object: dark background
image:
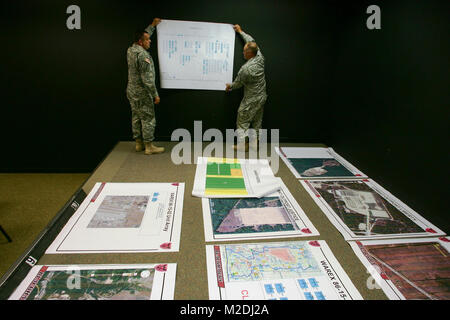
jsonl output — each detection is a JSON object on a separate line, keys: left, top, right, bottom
{"left": 0, "top": 0, "right": 448, "bottom": 232}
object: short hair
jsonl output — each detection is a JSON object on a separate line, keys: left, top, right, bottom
{"left": 134, "top": 30, "right": 149, "bottom": 43}
{"left": 245, "top": 42, "right": 259, "bottom": 55}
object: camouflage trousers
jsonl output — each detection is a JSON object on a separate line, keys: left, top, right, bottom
{"left": 129, "top": 95, "right": 156, "bottom": 142}
{"left": 236, "top": 95, "right": 267, "bottom": 141}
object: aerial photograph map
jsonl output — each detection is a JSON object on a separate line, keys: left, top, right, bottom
{"left": 288, "top": 158, "right": 354, "bottom": 177}
{"left": 20, "top": 267, "right": 155, "bottom": 300}
{"left": 309, "top": 181, "right": 424, "bottom": 235}
{"left": 209, "top": 197, "right": 297, "bottom": 235}
{"left": 88, "top": 195, "right": 149, "bottom": 228}
{"left": 360, "top": 241, "right": 450, "bottom": 300}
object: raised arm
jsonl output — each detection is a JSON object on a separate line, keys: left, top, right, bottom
{"left": 233, "top": 24, "right": 262, "bottom": 56}
{"left": 145, "top": 18, "right": 161, "bottom": 37}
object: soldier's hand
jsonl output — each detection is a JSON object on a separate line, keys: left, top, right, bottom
{"left": 225, "top": 84, "right": 232, "bottom": 92}
{"left": 233, "top": 24, "right": 242, "bottom": 33}
{"left": 154, "top": 96, "right": 161, "bottom": 104}
{"left": 152, "top": 18, "right": 162, "bottom": 27}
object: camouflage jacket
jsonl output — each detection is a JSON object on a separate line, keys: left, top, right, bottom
{"left": 126, "top": 25, "right": 159, "bottom": 101}
{"left": 231, "top": 31, "right": 267, "bottom": 102}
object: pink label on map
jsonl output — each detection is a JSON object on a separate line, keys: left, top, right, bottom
{"left": 160, "top": 242, "right": 172, "bottom": 249}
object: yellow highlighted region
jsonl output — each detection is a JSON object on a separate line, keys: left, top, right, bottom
{"left": 207, "top": 157, "right": 239, "bottom": 164}
{"left": 205, "top": 188, "right": 249, "bottom": 196}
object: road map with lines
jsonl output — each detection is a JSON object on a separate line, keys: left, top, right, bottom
{"left": 207, "top": 241, "right": 363, "bottom": 300}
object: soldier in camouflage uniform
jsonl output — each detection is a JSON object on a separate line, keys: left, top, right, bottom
{"left": 226, "top": 25, "right": 267, "bottom": 151}
{"left": 126, "top": 18, "right": 164, "bottom": 155}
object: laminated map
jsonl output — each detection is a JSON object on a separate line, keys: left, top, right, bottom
{"left": 193, "top": 157, "right": 281, "bottom": 198}
{"left": 206, "top": 240, "right": 363, "bottom": 300}
{"left": 350, "top": 237, "right": 450, "bottom": 300}
{"left": 275, "top": 147, "right": 367, "bottom": 179}
{"left": 301, "top": 179, "right": 445, "bottom": 241}
{"left": 202, "top": 180, "right": 319, "bottom": 241}
{"left": 9, "top": 264, "right": 176, "bottom": 300}
{"left": 46, "top": 182, "right": 185, "bottom": 253}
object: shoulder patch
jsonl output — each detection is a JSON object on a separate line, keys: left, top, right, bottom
{"left": 144, "top": 58, "right": 150, "bottom": 64}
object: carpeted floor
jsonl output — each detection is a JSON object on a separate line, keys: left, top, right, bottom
{"left": 0, "top": 173, "right": 90, "bottom": 279}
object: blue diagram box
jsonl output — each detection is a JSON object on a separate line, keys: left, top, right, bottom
{"left": 264, "top": 284, "right": 274, "bottom": 295}
{"left": 304, "top": 292, "right": 314, "bottom": 300}
{"left": 315, "top": 291, "right": 326, "bottom": 300}
{"left": 308, "top": 278, "right": 319, "bottom": 288}
{"left": 297, "top": 279, "right": 308, "bottom": 289}
{"left": 275, "top": 283, "right": 285, "bottom": 294}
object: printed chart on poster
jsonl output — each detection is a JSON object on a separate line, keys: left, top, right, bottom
{"left": 157, "top": 19, "right": 235, "bottom": 90}
{"left": 202, "top": 181, "right": 319, "bottom": 241}
{"left": 350, "top": 237, "right": 450, "bottom": 300}
{"left": 46, "top": 182, "right": 185, "bottom": 253}
{"left": 9, "top": 264, "right": 176, "bottom": 300}
{"left": 275, "top": 147, "right": 367, "bottom": 179}
{"left": 193, "top": 157, "right": 281, "bottom": 198}
{"left": 301, "top": 179, "right": 445, "bottom": 241}
{"left": 206, "top": 240, "right": 363, "bottom": 300}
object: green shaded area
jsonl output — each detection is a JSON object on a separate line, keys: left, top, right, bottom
{"left": 206, "top": 177, "right": 245, "bottom": 190}
{"left": 207, "top": 162, "right": 241, "bottom": 176}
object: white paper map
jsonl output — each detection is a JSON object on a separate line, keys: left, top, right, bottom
{"left": 157, "top": 19, "right": 235, "bottom": 90}
{"left": 275, "top": 147, "right": 367, "bottom": 179}
{"left": 193, "top": 157, "right": 281, "bottom": 198}
{"left": 202, "top": 180, "right": 319, "bottom": 241}
{"left": 301, "top": 179, "right": 445, "bottom": 241}
{"left": 206, "top": 240, "right": 363, "bottom": 300}
{"left": 46, "top": 182, "right": 185, "bottom": 253}
{"left": 349, "top": 237, "right": 450, "bottom": 300}
{"left": 9, "top": 264, "right": 176, "bottom": 300}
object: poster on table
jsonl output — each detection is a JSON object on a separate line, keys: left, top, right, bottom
{"left": 202, "top": 180, "right": 319, "bottom": 241}
{"left": 349, "top": 237, "right": 450, "bottom": 300}
{"left": 301, "top": 179, "right": 445, "bottom": 241}
{"left": 9, "top": 264, "right": 176, "bottom": 300}
{"left": 275, "top": 147, "right": 367, "bottom": 179}
{"left": 46, "top": 182, "right": 185, "bottom": 253}
{"left": 206, "top": 240, "right": 363, "bottom": 300}
{"left": 192, "top": 157, "right": 281, "bottom": 198}
{"left": 157, "top": 19, "right": 235, "bottom": 90}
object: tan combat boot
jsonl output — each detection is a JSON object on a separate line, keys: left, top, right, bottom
{"left": 144, "top": 142, "right": 165, "bottom": 155}
{"left": 135, "top": 139, "right": 144, "bottom": 152}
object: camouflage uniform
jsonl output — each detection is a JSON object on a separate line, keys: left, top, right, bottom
{"left": 230, "top": 31, "right": 267, "bottom": 141}
{"left": 126, "top": 25, "right": 159, "bottom": 143}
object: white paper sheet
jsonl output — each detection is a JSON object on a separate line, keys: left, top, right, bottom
{"left": 349, "top": 237, "right": 450, "bottom": 300}
{"left": 192, "top": 157, "right": 281, "bottom": 198}
{"left": 157, "top": 19, "right": 235, "bottom": 90}
{"left": 202, "top": 180, "right": 319, "bottom": 241}
{"left": 275, "top": 147, "right": 367, "bottom": 179}
{"left": 206, "top": 240, "right": 363, "bottom": 300}
{"left": 9, "top": 263, "right": 176, "bottom": 300}
{"left": 46, "top": 182, "right": 185, "bottom": 253}
{"left": 301, "top": 179, "right": 445, "bottom": 241}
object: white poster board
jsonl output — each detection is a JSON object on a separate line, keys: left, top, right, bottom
{"left": 275, "top": 147, "right": 367, "bottom": 179}
{"left": 157, "top": 19, "right": 235, "bottom": 90}
{"left": 349, "top": 237, "right": 450, "bottom": 300}
{"left": 301, "top": 179, "right": 445, "bottom": 241}
{"left": 206, "top": 240, "right": 363, "bottom": 300}
{"left": 46, "top": 182, "right": 185, "bottom": 253}
{"left": 192, "top": 157, "right": 281, "bottom": 198}
{"left": 202, "top": 181, "right": 319, "bottom": 241}
{"left": 9, "top": 263, "right": 176, "bottom": 300}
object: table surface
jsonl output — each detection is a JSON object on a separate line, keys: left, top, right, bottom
{"left": 39, "top": 141, "right": 388, "bottom": 300}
